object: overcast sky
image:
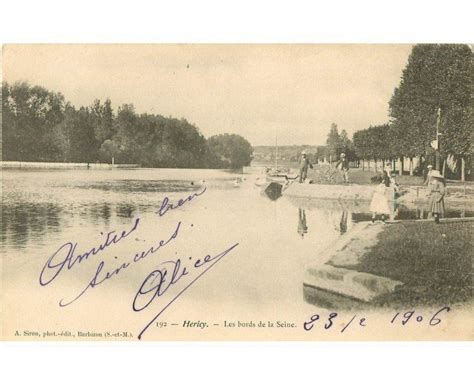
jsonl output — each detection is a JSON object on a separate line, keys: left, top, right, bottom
{"left": 3, "top": 44, "right": 412, "bottom": 146}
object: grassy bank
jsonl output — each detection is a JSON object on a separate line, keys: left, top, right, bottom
{"left": 347, "top": 221, "right": 473, "bottom": 307}
{"left": 305, "top": 166, "right": 425, "bottom": 186}
{"left": 347, "top": 169, "right": 424, "bottom": 186}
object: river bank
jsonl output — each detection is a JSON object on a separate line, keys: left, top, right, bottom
{"left": 283, "top": 181, "right": 474, "bottom": 209}
{"left": 304, "top": 219, "right": 473, "bottom": 309}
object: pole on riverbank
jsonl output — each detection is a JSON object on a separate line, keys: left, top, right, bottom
{"left": 435, "top": 107, "right": 441, "bottom": 172}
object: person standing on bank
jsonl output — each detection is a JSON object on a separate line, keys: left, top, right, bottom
{"left": 427, "top": 170, "right": 446, "bottom": 223}
{"left": 384, "top": 162, "right": 392, "bottom": 178}
{"left": 423, "top": 164, "right": 434, "bottom": 185}
{"left": 336, "top": 152, "right": 350, "bottom": 183}
{"left": 370, "top": 175, "right": 391, "bottom": 223}
{"left": 298, "top": 151, "right": 313, "bottom": 183}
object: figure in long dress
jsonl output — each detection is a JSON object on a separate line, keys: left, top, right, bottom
{"left": 370, "top": 176, "right": 391, "bottom": 223}
{"left": 427, "top": 170, "right": 446, "bottom": 223}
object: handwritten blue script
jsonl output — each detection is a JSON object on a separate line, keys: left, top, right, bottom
{"left": 37, "top": 187, "right": 238, "bottom": 339}
{"left": 157, "top": 186, "right": 207, "bottom": 217}
{"left": 39, "top": 217, "right": 140, "bottom": 286}
{"left": 39, "top": 187, "right": 207, "bottom": 292}
{"left": 57, "top": 221, "right": 182, "bottom": 307}
{"left": 133, "top": 242, "right": 239, "bottom": 340}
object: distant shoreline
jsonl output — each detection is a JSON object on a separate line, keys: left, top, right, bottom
{"left": 0, "top": 161, "right": 140, "bottom": 169}
{"left": 0, "top": 161, "right": 251, "bottom": 171}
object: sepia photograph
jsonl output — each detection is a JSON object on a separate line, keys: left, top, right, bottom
{"left": 1, "top": 43, "right": 473, "bottom": 342}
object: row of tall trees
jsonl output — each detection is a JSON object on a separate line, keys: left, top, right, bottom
{"left": 352, "top": 124, "right": 393, "bottom": 171}
{"left": 2, "top": 81, "right": 253, "bottom": 169}
{"left": 316, "top": 123, "right": 356, "bottom": 163}
{"left": 2, "top": 81, "right": 67, "bottom": 162}
{"left": 388, "top": 44, "right": 473, "bottom": 180}
{"left": 322, "top": 44, "right": 472, "bottom": 180}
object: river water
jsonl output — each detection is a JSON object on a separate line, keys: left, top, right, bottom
{"left": 0, "top": 168, "right": 470, "bottom": 340}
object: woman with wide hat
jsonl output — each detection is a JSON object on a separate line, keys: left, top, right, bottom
{"left": 427, "top": 170, "right": 446, "bottom": 223}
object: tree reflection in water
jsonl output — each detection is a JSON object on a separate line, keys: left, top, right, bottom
{"left": 1, "top": 203, "right": 62, "bottom": 249}
{"left": 1, "top": 201, "right": 141, "bottom": 249}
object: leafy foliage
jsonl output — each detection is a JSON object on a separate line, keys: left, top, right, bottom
{"left": 350, "top": 44, "right": 473, "bottom": 179}
{"left": 323, "top": 123, "right": 357, "bottom": 162}
{"left": 325, "top": 123, "right": 341, "bottom": 161}
{"left": 207, "top": 134, "right": 253, "bottom": 169}
{"left": 388, "top": 44, "right": 473, "bottom": 174}
{"left": 2, "top": 81, "right": 66, "bottom": 161}
{"left": 2, "top": 81, "right": 253, "bottom": 169}
{"left": 353, "top": 124, "right": 392, "bottom": 161}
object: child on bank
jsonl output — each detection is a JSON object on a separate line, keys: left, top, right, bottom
{"left": 427, "top": 170, "right": 446, "bottom": 223}
{"left": 370, "top": 176, "right": 391, "bottom": 223}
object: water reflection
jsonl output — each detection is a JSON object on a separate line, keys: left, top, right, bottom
{"left": 296, "top": 206, "right": 351, "bottom": 238}
{"left": 2, "top": 169, "right": 472, "bottom": 254}
{"left": 1, "top": 201, "right": 142, "bottom": 249}
{"left": 352, "top": 204, "right": 473, "bottom": 222}
{"left": 263, "top": 182, "right": 283, "bottom": 200}
{"left": 116, "top": 203, "right": 136, "bottom": 219}
{"left": 1, "top": 203, "right": 62, "bottom": 249}
{"left": 297, "top": 208, "right": 308, "bottom": 238}
{"left": 2, "top": 167, "right": 473, "bottom": 329}
{"left": 338, "top": 209, "right": 348, "bottom": 234}
{"left": 75, "top": 179, "right": 200, "bottom": 193}
{"left": 89, "top": 203, "right": 112, "bottom": 225}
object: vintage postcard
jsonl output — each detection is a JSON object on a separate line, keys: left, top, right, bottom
{"left": 1, "top": 44, "right": 472, "bottom": 341}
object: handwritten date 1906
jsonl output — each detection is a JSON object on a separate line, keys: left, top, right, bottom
{"left": 304, "top": 306, "right": 451, "bottom": 333}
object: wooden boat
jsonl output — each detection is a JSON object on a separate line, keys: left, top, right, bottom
{"left": 265, "top": 167, "right": 298, "bottom": 183}
{"left": 264, "top": 137, "right": 298, "bottom": 184}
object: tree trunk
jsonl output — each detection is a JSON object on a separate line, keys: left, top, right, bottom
{"left": 374, "top": 158, "right": 378, "bottom": 172}
{"left": 112, "top": 156, "right": 115, "bottom": 165}
{"left": 362, "top": 159, "right": 364, "bottom": 171}
{"left": 461, "top": 157, "right": 465, "bottom": 182}
{"left": 398, "top": 157, "right": 403, "bottom": 176}
{"left": 409, "top": 157, "right": 413, "bottom": 176}
{"left": 367, "top": 159, "right": 370, "bottom": 170}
